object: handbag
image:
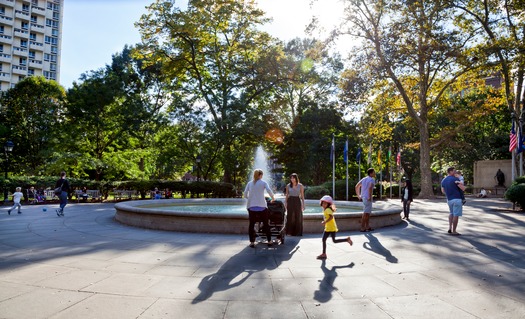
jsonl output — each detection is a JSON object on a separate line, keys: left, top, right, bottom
{"left": 54, "top": 180, "right": 64, "bottom": 195}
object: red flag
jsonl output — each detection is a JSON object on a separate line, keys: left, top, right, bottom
{"left": 396, "top": 150, "right": 401, "bottom": 166}
{"left": 510, "top": 122, "right": 518, "bottom": 152}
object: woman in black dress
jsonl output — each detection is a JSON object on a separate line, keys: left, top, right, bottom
{"left": 285, "top": 173, "right": 305, "bottom": 236}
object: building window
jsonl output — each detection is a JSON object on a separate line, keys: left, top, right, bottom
{"left": 50, "top": 63, "right": 56, "bottom": 71}
{"left": 0, "top": 44, "right": 3, "bottom": 53}
{"left": 29, "top": 32, "right": 36, "bottom": 41}
{"left": 21, "top": 22, "right": 29, "bottom": 30}
{"left": 44, "top": 53, "right": 49, "bottom": 61}
{"left": 31, "top": 15, "right": 37, "bottom": 23}
{"left": 29, "top": 50, "right": 35, "bottom": 58}
{"left": 0, "top": 26, "right": 4, "bottom": 34}
{"left": 22, "top": 4, "right": 30, "bottom": 12}
{"left": 51, "top": 28, "right": 58, "bottom": 37}
{"left": 20, "top": 39, "right": 28, "bottom": 48}
{"left": 28, "top": 68, "right": 35, "bottom": 75}
{"left": 52, "top": 11, "right": 59, "bottom": 20}
{"left": 32, "top": 0, "right": 38, "bottom": 6}
{"left": 50, "top": 46, "right": 57, "bottom": 53}
{"left": 0, "top": 7, "right": 5, "bottom": 15}
{"left": 44, "top": 36, "right": 58, "bottom": 45}
{"left": 20, "top": 57, "right": 27, "bottom": 66}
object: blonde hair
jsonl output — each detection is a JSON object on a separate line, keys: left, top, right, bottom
{"left": 252, "top": 169, "right": 263, "bottom": 184}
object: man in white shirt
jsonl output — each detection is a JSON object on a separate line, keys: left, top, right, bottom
{"left": 355, "top": 168, "right": 376, "bottom": 232}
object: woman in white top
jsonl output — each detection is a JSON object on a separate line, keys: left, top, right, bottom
{"left": 244, "top": 169, "right": 275, "bottom": 247}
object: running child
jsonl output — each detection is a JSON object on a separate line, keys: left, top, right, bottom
{"left": 317, "top": 195, "right": 352, "bottom": 260}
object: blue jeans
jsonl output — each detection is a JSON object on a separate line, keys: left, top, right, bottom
{"left": 59, "top": 191, "right": 68, "bottom": 211}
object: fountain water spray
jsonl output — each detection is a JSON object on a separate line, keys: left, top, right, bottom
{"left": 252, "top": 145, "right": 274, "bottom": 189}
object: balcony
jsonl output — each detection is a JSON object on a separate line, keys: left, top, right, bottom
{"left": 12, "top": 65, "right": 27, "bottom": 75}
{"left": 31, "top": 6, "right": 46, "bottom": 16}
{"left": 15, "top": 10, "right": 30, "bottom": 20}
{"left": 30, "top": 23, "right": 44, "bottom": 32}
{"left": 0, "top": 53, "right": 11, "bottom": 63}
{"left": 29, "top": 59, "right": 42, "bottom": 68}
{"left": 0, "top": 34, "right": 13, "bottom": 44}
{"left": 29, "top": 40, "right": 43, "bottom": 50}
{"left": 14, "top": 28, "right": 29, "bottom": 38}
{"left": 0, "top": 15, "right": 13, "bottom": 23}
{"left": 12, "top": 46, "right": 28, "bottom": 56}
{"left": 0, "top": 71, "right": 10, "bottom": 80}
{"left": 0, "top": 0, "right": 14, "bottom": 7}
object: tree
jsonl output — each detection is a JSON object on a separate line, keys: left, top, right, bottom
{"left": 450, "top": 0, "right": 525, "bottom": 174}
{"left": 338, "top": 0, "right": 480, "bottom": 197}
{"left": 65, "top": 47, "right": 169, "bottom": 180}
{"left": 0, "top": 76, "right": 66, "bottom": 175}
{"left": 135, "top": 0, "right": 285, "bottom": 182}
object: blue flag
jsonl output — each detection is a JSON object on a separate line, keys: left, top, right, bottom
{"left": 519, "top": 125, "right": 525, "bottom": 154}
{"left": 356, "top": 147, "right": 362, "bottom": 163}
{"left": 343, "top": 140, "right": 348, "bottom": 163}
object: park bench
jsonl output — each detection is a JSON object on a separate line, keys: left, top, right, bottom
{"left": 114, "top": 190, "right": 138, "bottom": 201}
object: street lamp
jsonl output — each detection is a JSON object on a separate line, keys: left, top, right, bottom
{"left": 196, "top": 155, "right": 202, "bottom": 181}
{"left": 3, "top": 140, "right": 14, "bottom": 203}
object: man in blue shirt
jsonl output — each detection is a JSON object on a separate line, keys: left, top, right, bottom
{"left": 441, "top": 167, "right": 466, "bottom": 235}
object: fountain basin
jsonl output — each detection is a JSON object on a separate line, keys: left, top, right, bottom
{"left": 114, "top": 198, "right": 402, "bottom": 234}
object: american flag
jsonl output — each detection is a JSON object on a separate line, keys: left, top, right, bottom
{"left": 509, "top": 121, "right": 518, "bottom": 152}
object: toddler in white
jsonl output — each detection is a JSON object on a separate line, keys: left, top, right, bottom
{"left": 7, "top": 187, "right": 23, "bottom": 215}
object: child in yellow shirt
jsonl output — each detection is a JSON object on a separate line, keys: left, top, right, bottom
{"left": 317, "top": 195, "right": 353, "bottom": 259}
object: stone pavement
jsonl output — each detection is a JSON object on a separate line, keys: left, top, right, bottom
{"left": 0, "top": 197, "right": 524, "bottom": 319}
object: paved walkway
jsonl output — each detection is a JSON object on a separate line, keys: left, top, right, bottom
{"left": 0, "top": 198, "right": 524, "bottom": 319}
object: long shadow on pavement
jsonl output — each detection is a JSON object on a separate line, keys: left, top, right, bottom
{"left": 191, "top": 243, "right": 299, "bottom": 303}
{"left": 313, "top": 259, "right": 354, "bottom": 303}
{"left": 363, "top": 232, "right": 398, "bottom": 263}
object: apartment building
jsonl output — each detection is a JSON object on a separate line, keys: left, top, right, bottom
{"left": 0, "top": 0, "right": 62, "bottom": 91}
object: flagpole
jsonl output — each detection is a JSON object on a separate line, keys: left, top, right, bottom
{"left": 345, "top": 139, "right": 349, "bottom": 201}
{"left": 389, "top": 145, "right": 392, "bottom": 199}
{"left": 332, "top": 134, "right": 335, "bottom": 199}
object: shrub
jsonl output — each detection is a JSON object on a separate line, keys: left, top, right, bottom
{"left": 504, "top": 183, "right": 525, "bottom": 210}
{"left": 513, "top": 176, "right": 525, "bottom": 185}
{"left": 304, "top": 186, "right": 331, "bottom": 199}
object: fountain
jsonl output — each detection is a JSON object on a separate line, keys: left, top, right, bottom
{"left": 114, "top": 146, "right": 402, "bottom": 234}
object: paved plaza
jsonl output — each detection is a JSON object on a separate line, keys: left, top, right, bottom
{"left": 1, "top": 197, "right": 524, "bottom": 318}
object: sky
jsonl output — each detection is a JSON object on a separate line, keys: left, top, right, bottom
{"left": 60, "top": 0, "right": 347, "bottom": 89}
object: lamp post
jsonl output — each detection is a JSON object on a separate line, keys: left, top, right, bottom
{"left": 3, "top": 140, "right": 14, "bottom": 203}
{"left": 196, "top": 155, "right": 202, "bottom": 181}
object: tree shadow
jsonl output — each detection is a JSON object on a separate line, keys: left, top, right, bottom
{"left": 192, "top": 243, "right": 299, "bottom": 303}
{"left": 407, "top": 219, "right": 433, "bottom": 232}
{"left": 313, "top": 259, "right": 355, "bottom": 303}
{"left": 363, "top": 232, "right": 398, "bottom": 263}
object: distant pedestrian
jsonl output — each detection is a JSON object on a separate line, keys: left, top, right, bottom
{"left": 244, "top": 169, "right": 275, "bottom": 248}
{"left": 7, "top": 187, "right": 23, "bottom": 215}
{"left": 441, "top": 167, "right": 466, "bottom": 235}
{"left": 316, "top": 195, "right": 352, "bottom": 260}
{"left": 55, "top": 171, "right": 70, "bottom": 217}
{"left": 355, "top": 168, "right": 376, "bottom": 232}
{"left": 285, "top": 173, "right": 305, "bottom": 236}
{"left": 401, "top": 178, "right": 413, "bottom": 220}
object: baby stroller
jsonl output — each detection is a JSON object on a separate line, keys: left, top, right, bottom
{"left": 255, "top": 199, "right": 287, "bottom": 245}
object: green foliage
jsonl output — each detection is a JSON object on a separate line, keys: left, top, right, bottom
{"left": 504, "top": 183, "right": 525, "bottom": 211}
{"left": 513, "top": 176, "right": 525, "bottom": 185}
{"left": 304, "top": 185, "right": 330, "bottom": 200}
{"left": 0, "top": 76, "right": 66, "bottom": 175}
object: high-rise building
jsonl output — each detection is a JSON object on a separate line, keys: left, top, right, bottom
{"left": 0, "top": 0, "right": 62, "bottom": 91}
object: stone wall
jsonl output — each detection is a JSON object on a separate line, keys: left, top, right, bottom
{"left": 473, "top": 159, "right": 512, "bottom": 189}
